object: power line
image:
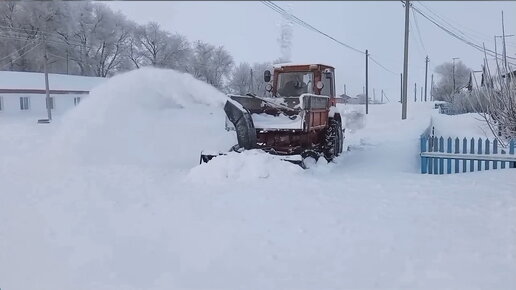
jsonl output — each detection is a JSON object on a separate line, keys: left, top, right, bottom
{"left": 0, "top": 42, "right": 42, "bottom": 70}
{"left": 411, "top": 4, "right": 516, "bottom": 65}
{"left": 262, "top": 1, "right": 364, "bottom": 54}
{"left": 0, "top": 38, "right": 39, "bottom": 62}
{"left": 0, "top": 30, "right": 94, "bottom": 50}
{"left": 412, "top": 10, "right": 427, "bottom": 54}
{"left": 261, "top": 1, "right": 399, "bottom": 76}
{"left": 369, "top": 56, "right": 398, "bottom": 75}
{"left": 416, "top": 1, "right": 516, "bottom": 47}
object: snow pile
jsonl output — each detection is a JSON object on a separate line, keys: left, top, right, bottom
{"left": 187, "top": 150, "right": 303, "bottom": 183}
{"left": 432, "top": 112, "right": 491, "bottom": 139}
{"left": 51, "top": 67, "right": 235, "bottom": 168}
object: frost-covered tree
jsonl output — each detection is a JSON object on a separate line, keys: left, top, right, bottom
{"left": 0, "top": 0, "right": 238, "bottom": 91}
{"left": 228, "top": 62, "right": 252, "bottom": 95}
{"left": 229, "top": 61, "right": 274, "bottom": 96}
{"left": 251, "top": 62, "right": 273, "bottom": 96}
{"left": 188, "top": 41, "right": 233, "bottom": 89}
{"left": 132, "top": 22, "right": 191, "bottom": 70}
{"left": 433, "top": 61, "right": 471, "bottom": 102}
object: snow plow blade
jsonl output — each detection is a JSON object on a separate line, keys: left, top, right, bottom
{"left": 199, "top": 150, "right": 309, "bottom": 168}
{"left": 199, "top": 152, "right": 227, "bottom": 164}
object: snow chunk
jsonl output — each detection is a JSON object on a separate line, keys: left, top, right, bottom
{"left": 187, "top": 150, "right": 303, "bottom": 183}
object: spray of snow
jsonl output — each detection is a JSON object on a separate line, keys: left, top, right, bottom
{"left": 50, "top": 67, "right": 236, "bottom": 168}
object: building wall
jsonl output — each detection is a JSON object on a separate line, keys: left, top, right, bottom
{"left": 0, "top": 93, "right": 86, "bottom": 118}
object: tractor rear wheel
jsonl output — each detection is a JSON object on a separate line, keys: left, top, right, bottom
{"left": 323, "top": 119, "right": 343, "bottom": 161}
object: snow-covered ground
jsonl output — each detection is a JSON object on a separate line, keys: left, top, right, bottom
{"left": 1, "top": 68, "right": 515, "bottom": 290}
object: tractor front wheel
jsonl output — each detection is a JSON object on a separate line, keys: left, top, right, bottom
{"left": 323, "top": 119, "right": 343, "bottom": 161}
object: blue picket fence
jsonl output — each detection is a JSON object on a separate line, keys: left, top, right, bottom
{"left": 420, "top": 136, "right": 516, "bottom": 174}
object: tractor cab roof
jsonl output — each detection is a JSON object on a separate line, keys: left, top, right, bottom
{"left": 273, "top": 63, "right": 335, "bottom": 71}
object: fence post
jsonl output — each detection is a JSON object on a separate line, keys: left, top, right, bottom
{"left": 433, "top": 136, "right": 439, "bottom": 175}
{"left": 485, "top": 138, "right": 490, "bottom": 170}
{"left": 428, "top": 137, "right": 434, "bottom": 174}
{"left": 470, "top": 138, "right": 475, "bottom": 172}
{"left": 421, "top": 136, "right": 428, "bottom": 174}
{"left": 493, "top": 139, "right": 498, "bottom": 169}
{"left": 462, "top": 137, "right": 467, "bottom": 172}
{"left": 454, "top": 138, "right": 460, "bottom": 173}
{"left": 439, "top": 137, "right": 444, "bottom": 174}
{"left": 510, "top": 139, "right": 515, "bottom": 169}
{"left": 478, "top": 138, "right": 483, "bottom": 171}
{"left": 447, "top": 137, "right": 452, "bottom": 174}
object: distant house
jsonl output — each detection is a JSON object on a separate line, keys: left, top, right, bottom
{"left": 0, "top": 71, "right": 104, "bottom": 117}
{"left": 348, "top": 93, "right": 368, "bottom": 104}
{"left": 338, "top": 93, "right": 352, "bottom": 103}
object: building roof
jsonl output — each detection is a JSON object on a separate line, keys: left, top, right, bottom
{"left": 0, "top": 71, "right": 105, "bottom": 93}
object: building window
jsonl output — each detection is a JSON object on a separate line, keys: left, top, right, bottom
{"left": 74, "top": 97, "right": 81, "bottom": 106}
{"left": 46, "top": 97, "right": 54, "bottom": 110}
{"left": 20, "top": 96, "right": 30, "bottom": 110}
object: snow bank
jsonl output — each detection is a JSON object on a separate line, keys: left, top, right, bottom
{"left": 51, "top": 67, "right": 235, "bottom": 169}
{"left": 187, "top": 150, "right": 303, "bottom": 183}
{"left": 432, "top": 112, "right": 491, "bottom": 139}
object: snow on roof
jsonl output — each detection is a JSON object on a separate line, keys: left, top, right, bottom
{"left": 0, "top": 71, "right": 105, "bottom": 91}
{"left": 273, "top": 62, "right": 333, "bottom": 68}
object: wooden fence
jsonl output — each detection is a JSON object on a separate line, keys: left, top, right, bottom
{"left": 420, "top": 136, "right": 516, "bottom": 174}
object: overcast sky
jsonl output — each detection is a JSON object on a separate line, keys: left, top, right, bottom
{"left": 106, "top": 1, "right": 516, "bottom": 100}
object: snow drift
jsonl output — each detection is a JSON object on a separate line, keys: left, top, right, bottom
{"left": 51, "top": 67, "right": 235, "bottom": 169}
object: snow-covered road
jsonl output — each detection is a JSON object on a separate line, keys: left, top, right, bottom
{"left": 1, "top": 68, "right": 514, "bottom": 290}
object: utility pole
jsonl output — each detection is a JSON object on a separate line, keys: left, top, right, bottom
{"left": 431, "top": 74, "right": 434, "bottom": 101}
{"left": 452, "top": 57, "right": 460, "bottom": 93}
{"left": 43, "top": 36, "right": 52, "bottom": 121}
{"left": 365, "top": 49, "right": 369, "bottom": 114}
{"left": 420, "top": 86, "right": 423, "bottom": 102}
{"left": 401, "top": 0, "right": 410, "bottom": 119}
{"left": 381, "top": 89, "right": 384, "bottom": 103}
{"left": 250, "top": 68, "right": 254, "bottom": 92}
{"left": 66, "top": 49, "right": 69, "bottom": 75}
{"left": 495, "top": 35, "right": 514, "bottom": 71}
{"left": 400, "top": 73, "right": 403, "bottom": 103}
{"left": 373, "top": 88, "right": 376, "bottom": 103}
{"left": 344, "top": 84, "right": 347, "bottom": 95}
{"left": 414, "top": 82, "right": 417, "bottom": 102}
{"left": 502, "top": 10, "right": 507, "bottom": 70}
{"left": 424, "top": 55, "right": 429, "bottom": 102}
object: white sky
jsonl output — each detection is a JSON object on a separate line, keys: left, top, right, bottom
{"left": 105, "top": 1, "right": 516, "bottom": 100}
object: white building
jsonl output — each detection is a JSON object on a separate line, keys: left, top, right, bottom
{"left": 0, "top": 71, "right": 105, "bottom": 119}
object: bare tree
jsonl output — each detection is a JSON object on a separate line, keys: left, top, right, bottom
{"left": 471, "top": 57, "right": 516, "bottom": 143}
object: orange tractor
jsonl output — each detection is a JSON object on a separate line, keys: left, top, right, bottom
{"left": 201, "top": 63, "right": 344, "bottom": 167}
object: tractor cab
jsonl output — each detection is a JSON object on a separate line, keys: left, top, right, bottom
{"left": 265, "top": 64, "right": 336, "bottom": 101}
